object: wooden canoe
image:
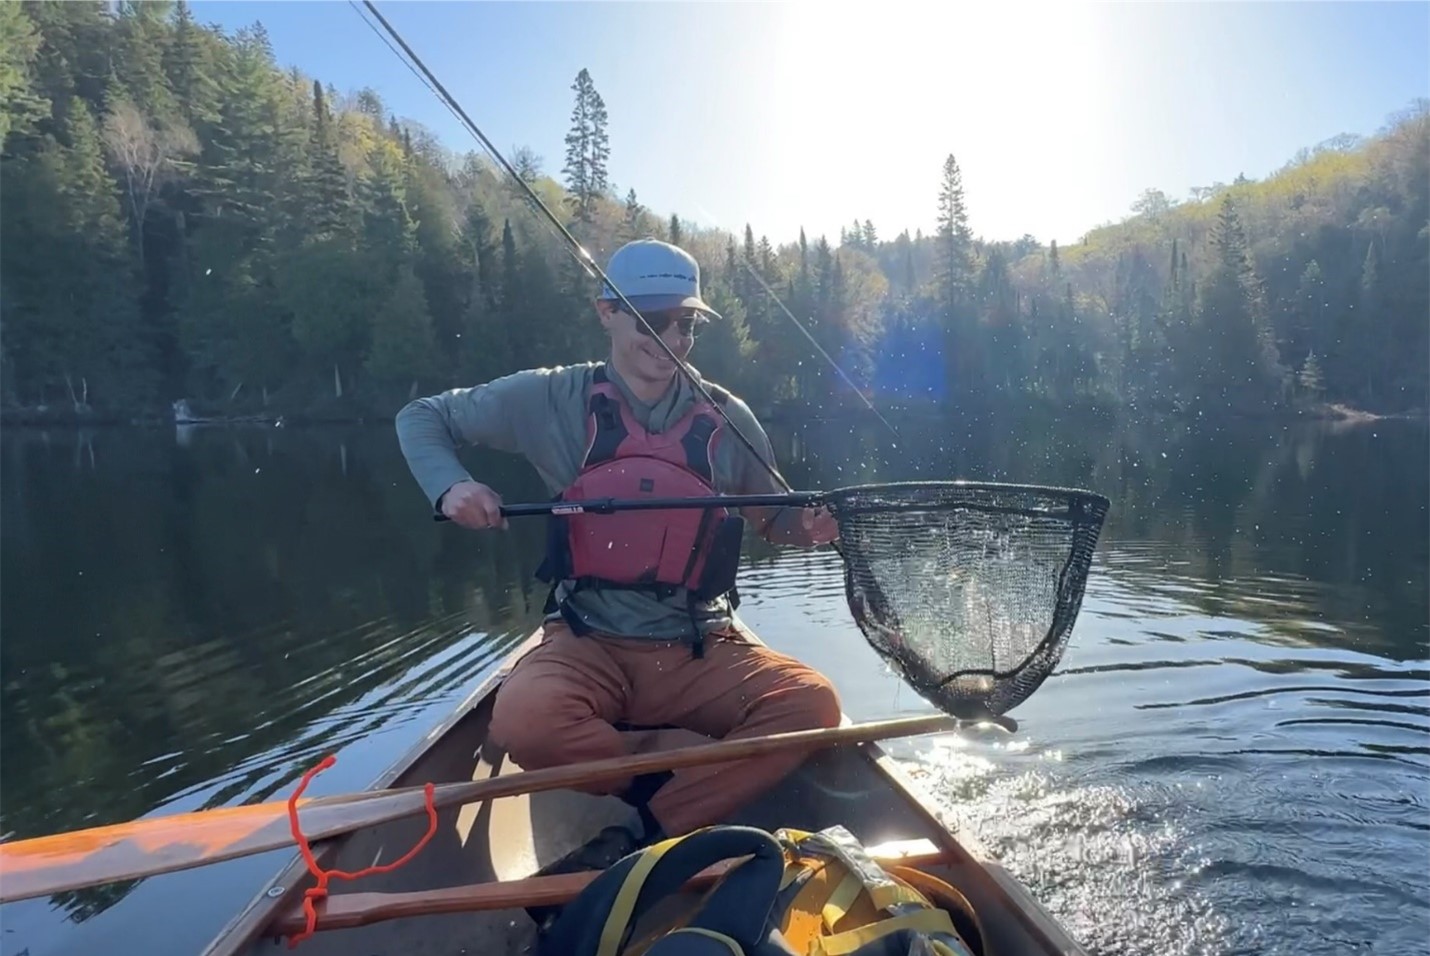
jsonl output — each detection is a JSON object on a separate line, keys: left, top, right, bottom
{"left": 199, "top": 628, "right": 1086, "bottom": 956}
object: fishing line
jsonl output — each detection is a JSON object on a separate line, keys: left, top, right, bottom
{"left": 353, "top": 0, "right": 796, "bottom": 496}
{"left": 736, "top": 256, "right": 902, "bottom": 443}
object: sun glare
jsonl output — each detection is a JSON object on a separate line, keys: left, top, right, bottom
{"left": 758, "top": 3, "right": 1115, "bottom": 244}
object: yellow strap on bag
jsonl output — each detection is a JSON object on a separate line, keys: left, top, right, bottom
{"left": 776, "top": 826, "right": 934, "bottom": 915}
{"left": 820, "top": 871, "right": 866, "bottom": 930}
{"left": 597, "top": 834, "right": 684, "bottom": 956}
{"left": 771, "top": 826, "right": 983, "bottom": 956}
{"left": 811, "top": 908, "right": 963, "bottom": 956}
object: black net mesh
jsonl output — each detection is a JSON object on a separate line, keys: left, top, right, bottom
{"left": 827, "top": 481, "right": 1109, "bottom": 723}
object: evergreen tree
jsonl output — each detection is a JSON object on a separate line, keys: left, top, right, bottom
{"left": 562, "top": 68, "right": 608, "bottom": 224}
{"left": 113, "top": 0, "right": 176, "bottom": 121}
{"left": 1194, "top": 196, "right": 1284, "bottom": 410}
{"left": 620, "top": 188, "right": 644, "bottom": 242}
{"left": 935, "top": 154, "right": 973, "bottom": 305}
{"left": 499, "top": 218, "right": 519, "bottom": 312}
{"left": 0, "top": 2, "right": 46, "bottom": 142}
{"left": 164, "top": 0, "right": 219, "bottom": 126}
{"left": 365, "top": 264, "right": 436, "bottom": 391}
{"left": 305, "top": 80, "right": 353, "bottom": 241}
{"left": 935, "top": 153, "right": 977, "bottom": 395}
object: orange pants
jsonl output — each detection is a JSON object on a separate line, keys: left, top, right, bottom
{"left": 487, "top": 619, "right": 843, "bottom": 836}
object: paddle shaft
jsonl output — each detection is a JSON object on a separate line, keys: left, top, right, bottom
{"left": 267, "top": 841, "right": 949, "bottom": 936}
{"left": 0, "top": 713, "right": 992, "bottom": 903}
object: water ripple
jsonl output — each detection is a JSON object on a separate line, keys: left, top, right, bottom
{"left": 824, "top": 540, "right": 1430, "bottom": 956}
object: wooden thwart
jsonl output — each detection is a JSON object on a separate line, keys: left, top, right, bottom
{"left": 0, "top": 713, "right": 978, "bottom": 904}
{"left": 269, "top": 840, "right": 950, "bottom": 937}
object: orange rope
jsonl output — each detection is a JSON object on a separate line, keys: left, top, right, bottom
{"left": 284, "top": 754, "right": 438, "bottom": 948}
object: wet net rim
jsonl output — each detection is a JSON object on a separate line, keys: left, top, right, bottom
{"left": 822, "top": 479, "right": 1111, "bottom": 523}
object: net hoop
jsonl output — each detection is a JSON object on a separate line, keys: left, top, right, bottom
{"left": 820, "top": 480, "right": 1110, "bottom": 722}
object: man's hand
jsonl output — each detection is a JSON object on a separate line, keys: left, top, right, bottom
{"left": 800, "top": 505, "right": 839, "bottom": 546}
{"left": 440, "top": 480, "right": 508, "bottom": 530}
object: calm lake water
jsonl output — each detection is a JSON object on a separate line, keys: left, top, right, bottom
{"left": 1, "top": 408, "right": 1427, "bottom": 956}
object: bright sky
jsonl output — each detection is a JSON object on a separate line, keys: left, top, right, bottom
{"left": 191, "top": 1, "right": 1428, "bottom": 248}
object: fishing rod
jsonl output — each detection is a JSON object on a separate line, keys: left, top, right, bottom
{"left": 349, "top": 1, "right": 900, "bottom": 480}
{"left": 351, "top": 0, "right": 793, "bottom": 495}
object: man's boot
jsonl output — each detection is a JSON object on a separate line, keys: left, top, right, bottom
{"left": 525, "top": 772, "right": 673, "bottom": 934}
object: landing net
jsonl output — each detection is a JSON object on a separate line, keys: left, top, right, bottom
{"left": 826, "top": 482, "right": 1109, "bottom": 723}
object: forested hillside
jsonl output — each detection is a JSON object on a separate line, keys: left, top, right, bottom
{"left": 2, "top": 1, "right": 1425, "bottom": 422}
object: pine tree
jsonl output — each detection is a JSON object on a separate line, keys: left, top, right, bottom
{"left": 798, "top": 227, "right": 810, "bottom": 297}
{"left": 360, "top": 140, "right": 417, "bottom": 270}
{"left": 620, "top": 188, "right": 644, "bottom": 242}
{"left": 365, "top": 263, "right": 435, "bottom": 389}
{"left": 306, "top": 79, "right": 353, "bottom": 241}
{"left": 562, "top": 68, "right": 608, "bottom": 224}
{"left": 669, "top": 213, "right": 682, "bottom": 246}
{"left": 113, "top": 1, "right": 176, "bottom": 121}
{"left": 499, "top": 218, "right": 519, "bottom": 312}
{"left": 1357, "top": 242, "right": 1385, "bottom": 403}
{"left": 164, "top": 0, "right": 218, "bottom": 126}
{"left": 758, "top": 235, "right": 774, "bottom": 277}
{"left": 199, "top": 25, "right": 284, "bottom": 239}
{"left": 59, "top": 96, "right": 152, "bottom": 407}
{"left": 935, "top": 153, "right": 977, "bottom": 395}
{"left": 1284, "top": 258, "right": 1324, "bottom": 370}
{"left": 1195, "top": 196, "right": 1283, "bottom": 409}
{"left": 1297, "top": 351, "right": 1325, "bottom": 399}
{"left": 589, "top": 87, "right": 609, "bottom": 197}
{"left": 453, "top": 199, "right": 508, "bottom": 379}
{"left": 0, "top": 2, "right": 46, "bottom": 143}
{"left": 739, "top": 224, "right": 758, "bottom": 306}
{"left": 935, "top": 153, "right": 973, "bottom": 313}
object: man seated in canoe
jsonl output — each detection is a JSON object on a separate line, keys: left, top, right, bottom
{"left": 396, "top": 237, "right": 842, "bottom": 870}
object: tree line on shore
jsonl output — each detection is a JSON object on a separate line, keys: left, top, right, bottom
{"left": 1, "top": 1, "right": 1425, "bottom": 422}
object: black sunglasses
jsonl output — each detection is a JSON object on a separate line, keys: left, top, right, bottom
{"left": 618, "top": 306, "right": 706, "bottom": 339}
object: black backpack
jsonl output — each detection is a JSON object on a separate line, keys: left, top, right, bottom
{"left": 536, "top": 824, "right": 985, "bottom": 956}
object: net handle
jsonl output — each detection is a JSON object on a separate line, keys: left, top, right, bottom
{"left": 429, "top": 481, "right": 1110, "bottom": 522}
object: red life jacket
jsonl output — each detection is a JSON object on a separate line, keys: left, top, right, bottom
{"left": 537, "top": 366, "right": 746, "bottom": 651}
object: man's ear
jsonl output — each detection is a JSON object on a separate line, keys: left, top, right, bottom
{"left": 595, "top": 299, "right": 616, "bottom": 331}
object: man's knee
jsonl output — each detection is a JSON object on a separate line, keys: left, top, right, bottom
{"left": 797, "top": 669, "right": 844, "bottom": 729}
{"left": 763, "top": 659, "right": 843, "bottom": 731}
{"left": 489, "top": 673, "right": 575, "bottom": 769}
{"left": 488, "top": 658, "right": 629, "bottom": 781}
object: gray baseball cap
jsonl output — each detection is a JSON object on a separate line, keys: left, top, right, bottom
{"left": 598, "top": 238, "right": 722, "bottom": 320}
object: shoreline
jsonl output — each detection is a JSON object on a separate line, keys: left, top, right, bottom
{"left": 1, "top": 399, "right": 1423, "bottom": 430}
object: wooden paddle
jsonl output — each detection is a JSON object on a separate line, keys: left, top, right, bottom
{"left": 266, "top": 838, "right": 948, "bottom": 936}
{"left": 0, "top": 712, "right": 1000, "bottom": 904}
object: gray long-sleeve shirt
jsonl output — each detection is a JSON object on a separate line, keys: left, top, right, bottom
{"left": 395, "top": 360, "right": 797, "bottom": 640}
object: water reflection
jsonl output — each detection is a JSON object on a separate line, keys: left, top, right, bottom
{"left": 0, "top": 410, "right": 1426, "bottom": 956}
{"left": 0, "top": 424, "right": 551, "bottom": 852}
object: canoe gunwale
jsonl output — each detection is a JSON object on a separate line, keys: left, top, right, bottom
{"left": 197, "top": 633, "right": 539, "bottom": 956}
